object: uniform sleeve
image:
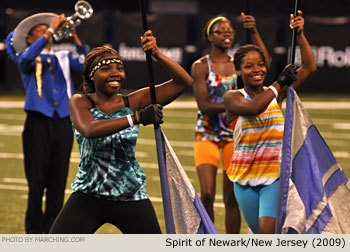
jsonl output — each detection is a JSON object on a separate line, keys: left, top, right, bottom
{"left": 17, "top": 36, "right": 48, "bottom": 73}
{"left": 5, "top": 31, "right": 18, "bottom": 63}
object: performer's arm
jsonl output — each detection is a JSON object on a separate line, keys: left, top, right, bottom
{"left": 241, "top": 12, "right": 271, "bottom": 68}
{"left": 128, "top": 30, "right": 193, "bottom": 111}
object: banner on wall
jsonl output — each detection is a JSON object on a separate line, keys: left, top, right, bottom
{"left": 1, "top": 11, "right": 350, "bottom": 93}
{"left": 291, "top": 16, "right": 350, "bottom": 93}
{"left": 114, "top": 12, "right": 188, "bottom": 91}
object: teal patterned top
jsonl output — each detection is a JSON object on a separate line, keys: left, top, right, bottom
{"left": 71, "top": 106, "right": 148, "bottom": 201}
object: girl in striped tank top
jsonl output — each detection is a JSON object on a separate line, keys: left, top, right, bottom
{"left": 191, "top": 14, "right": 271, "bottom": 233}
{"left": 224, "top": 11, "right": 316, "bottom": 234}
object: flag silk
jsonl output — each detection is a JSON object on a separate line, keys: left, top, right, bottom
{"left": 276, "top": 86, "right": 350, "bottom": 234}
{"left": 156, "top": 128, "right": 218, "bottom": 234}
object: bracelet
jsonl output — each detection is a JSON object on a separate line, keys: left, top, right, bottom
{"left": 126, "top": 114, "right": 134, "bottom": 129}
{"left": 268, "top": 85, "right": 279, "bottom": 99}
{"left": 48, "top": 27, "right": 55, "bottom": 35}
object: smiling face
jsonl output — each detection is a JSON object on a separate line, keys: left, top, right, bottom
{"left": 90, "top": 53, "right": 125, "bottom": 96}
{"left": 236, "top": 51, "right": 267, "bottom": 88}
{"left": 209, "top": 20, "right": 234, "bottom": 48}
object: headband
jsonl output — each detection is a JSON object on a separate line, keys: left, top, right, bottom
{"left": 206, "top": 16, "right": 228, "bottom": 36}
{"left": 89, "top": 57, "right": 123, "bottom": 78}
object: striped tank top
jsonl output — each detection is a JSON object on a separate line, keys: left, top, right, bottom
{"left": 227, "top": 88, "right": 284, "bottom": 186}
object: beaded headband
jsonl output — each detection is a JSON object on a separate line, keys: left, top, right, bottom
{"left": 206, "top": 16, "right": 228, "bottom": 36}
{"left": 89, "top": 57, "right": 123, "bottom": 78}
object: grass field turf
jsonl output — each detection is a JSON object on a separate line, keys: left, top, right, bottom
{"left": 0, "top": 95, "right": 349, "bottom": 234}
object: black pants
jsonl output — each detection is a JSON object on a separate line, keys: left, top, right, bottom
{"left": 49, "top": 192, "right": 162, "bottom": 234}
{"left": 22, "top": 111, "right": 73, "bottom": 234}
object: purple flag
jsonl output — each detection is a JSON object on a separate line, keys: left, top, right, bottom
{"left": 155, "top": 126, "right": 218, "bottom": 234}
{"left": 276, "top": 86, "right": 350, "bottom": 234}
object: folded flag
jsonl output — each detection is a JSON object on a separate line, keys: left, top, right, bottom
{"left": 276, "top": 86, "right": 350, "bottom": 234}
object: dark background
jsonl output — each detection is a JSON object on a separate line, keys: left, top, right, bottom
{"left": 1, "top": 0, "right": 350, "bottom": 94}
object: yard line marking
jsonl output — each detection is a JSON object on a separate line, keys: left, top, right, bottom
{"left": 321, "top": 132, "right": 350, "bottom": 140}
{"left": 332, "top": 123, "right": 350, "bottom": 130}
{"left": 4, "top": 118, "right": 350, "bottom": 131}
{"left": 161, "top": 123, "right": 195, "bottom": 130}
{"left": 163, "top": 111, "right": 196, "bottom": 118}
{"left": 149, "top": 175, "right": 196, "bottom": 184}
{"left": 0, "top": 152, "right": 23, "bottom": 159}
{"left": 2, "top": 100, "right": 350, "bottom": 109}
{"left": 149, "top": 196, "right": 224, "bottom": 208}
{"left": 70, "top": 151, "right": 149, "bottom": 158}
{"left": 138, "top": 162, "right": 197, "bottom": 172}
{"left": 301, "top": 102, "right": 350, "bottom": 109}
{"left": 1, "top": 148, "right": 350, "bottom": 170}
{"left": 333, "top": 152, "right": 350, "bottom": 158}
{"left": 326, "top": 140, "right": 350, "bottom": 147}
{"left": 0, "top": 151, "right": 148, "bottom": 160}
{"left": 0, "top": 181, "right": 225, "bottom": 208}
{"left": 312, "top": 118, "right": 350, "bottom": 124}
{"left": 0, "top": 183, "right": 73, "bottom": 194}
{"left": 137, "top": 138, "right": 194, "bottom": 148}
{"left": 1, "top": 121, "right": 349, "bottom": 144}
{"left": 0, "top": 184, "right": 27, "bottom": 191}
{"left": 0, "top": 124, "right": 23, "bottom": 136}
{"left": 0, "top": 152, "right": 199, "bottom": 172}
{"left": 2, "top": 178, "right": 26, "bottom": 184}
{"left": 0, "top": 101, "right": 25, "bottom": 108}
{"left": 0, "top": 114, "right": 25, "bottom": 120}
{"left": 177, "top": 150, "right": 194, "bottom": 156}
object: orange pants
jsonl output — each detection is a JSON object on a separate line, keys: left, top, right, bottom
{"left": 194, "top": 140, "right": 233, "bottom": 171}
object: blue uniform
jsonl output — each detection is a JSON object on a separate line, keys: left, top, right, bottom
{"left": 6, "top": 31, "right": 88, "bottom": 233}
{"left": 7, "top": 32, "right": 88, "bottom": 117}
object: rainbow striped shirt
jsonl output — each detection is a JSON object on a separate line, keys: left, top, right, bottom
{"left": 227, "top": 88, "right": 284, "bottom": 186}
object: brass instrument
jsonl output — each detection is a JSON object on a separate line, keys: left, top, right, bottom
{"left": 53, "top": 0, "right": 93, "bottom": 41}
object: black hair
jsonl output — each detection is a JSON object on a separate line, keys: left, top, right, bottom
{"left": 202, "top": 16, "right": 233, "bottom": 43}
{"left": 233, "top": 44, "right": 266, "bottom": 89}
{"left": 82, "top": 46, "right": 120, "bottom": 94}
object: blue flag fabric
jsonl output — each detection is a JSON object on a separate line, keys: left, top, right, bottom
{"left": 154, "top": 126, "right": 218, "bottom": 234}
{"left": 276, "top": 86, "right": 350, "bottom": 234}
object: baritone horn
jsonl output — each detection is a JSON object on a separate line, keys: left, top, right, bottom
{"left": 53, "top": 0, "right": 93, "bottom": 41}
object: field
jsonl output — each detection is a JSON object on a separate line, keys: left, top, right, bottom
{"left": 0, "top": 94, "right": 349, "bottom": 234}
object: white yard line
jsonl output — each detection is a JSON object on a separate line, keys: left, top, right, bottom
{"left": 0, "top": 180, "right": 224, "bottom": 208}
{"left": 0, "top": 152, "right": 198, "bottom": 172}
{"left": 1, "top": 100, "right": 350, "bottom": 109}
{"left": 0, "top": 182, "right": 225, "bottom": 208}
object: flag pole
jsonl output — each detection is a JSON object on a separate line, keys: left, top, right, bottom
{"left": 139, "top": 0, "right": 156, "bottom": 104}
{"left": 275, "top": 0, "right": 300, "bottom": 234}
{"left": 288, "top": 0, "right": 299, "bottom": 64}
{"left": 244, "top": 0, "right": 251, "bottom": 44}
{"left": 138, "top": 0, "right": 176, "bottom": 234}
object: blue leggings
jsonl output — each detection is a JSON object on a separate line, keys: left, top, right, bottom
{"left": 234, "top": 179, "right": 279, "bottom": 234}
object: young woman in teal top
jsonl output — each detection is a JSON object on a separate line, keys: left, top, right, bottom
{"left": 49, "top": 30, "right": 193, "bottom": 234}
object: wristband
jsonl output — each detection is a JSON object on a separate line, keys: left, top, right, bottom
{"left": 126, "top": 114, "right": 134, "bottom": 129}
{"left": 268, "top": 85, "right": 278, "bottom": 99}
{"left": 48, "top": 27, "right": 55, "bottom": 35}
